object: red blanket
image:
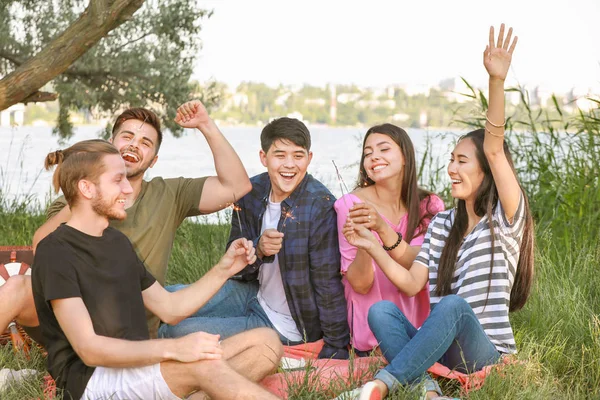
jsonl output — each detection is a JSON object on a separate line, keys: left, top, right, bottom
{"left": 260, "top": 340, "right": 513, "bottom": 398}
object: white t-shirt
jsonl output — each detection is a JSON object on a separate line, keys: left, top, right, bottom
{"left": 257, "top": 199, "right": 303, "bottom": 342}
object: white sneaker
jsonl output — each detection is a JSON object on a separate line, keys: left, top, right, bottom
{"left": 333, "top": 381, "right": 382, "bottom": 400}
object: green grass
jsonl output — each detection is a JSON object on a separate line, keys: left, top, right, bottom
{"left": 1, "top": 90, "right": 599, "bottom": 399}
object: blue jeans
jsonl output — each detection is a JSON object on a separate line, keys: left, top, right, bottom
{"left": 368, "top": 295, "right": 501, "bottom": 394}
{"left": 158, "top": 280, "right": 279, "bottom": 340}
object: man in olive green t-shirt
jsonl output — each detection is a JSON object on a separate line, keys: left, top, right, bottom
{"left": 1, "top": 100, "right": 252, "bottom": 339}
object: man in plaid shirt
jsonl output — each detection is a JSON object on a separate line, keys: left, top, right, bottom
{"left": 159, "top": 118, "right": 350, "bottom": 359}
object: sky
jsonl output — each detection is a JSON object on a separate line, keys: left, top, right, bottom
{"left": 192, "top": 0, "right": 600, "bottom": 94}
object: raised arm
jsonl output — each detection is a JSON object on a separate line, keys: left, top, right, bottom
{"left": 174, "top": 100, "right": 252, "bottom": 214}
{"left": 483, "top": 24, "right": 522, "bottom": 220}
{"left": 52, "top": 297, "right": 222, "bottom": 368}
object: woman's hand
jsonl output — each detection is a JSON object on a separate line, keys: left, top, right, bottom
{"left": 348, "top": 202, "right": 385, "bottom": 234}
{"left": 343, "top": 217, "right": 379, "bottom": 251}
{"left": 484, "top": 24, "right": 518, "bottom": 81}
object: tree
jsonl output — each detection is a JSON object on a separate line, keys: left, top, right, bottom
{"left": 0, "top": 0, "right": 212, "bottom": 138}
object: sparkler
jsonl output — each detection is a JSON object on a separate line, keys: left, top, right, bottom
{"left": 232, "top": 193, "right": 243, "bottom": 234}
{"left": 138, "top": 114, "right": 149, "bottom": 130}
{"left": 280, "top": 206, "right": 299, "bottom": 232}
{"left": 331, "top": 160, "right": 352, "bottom": 208}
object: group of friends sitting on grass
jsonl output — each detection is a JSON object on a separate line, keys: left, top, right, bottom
{"left": 0, "top": 24, "right": 534, "bottom": 400}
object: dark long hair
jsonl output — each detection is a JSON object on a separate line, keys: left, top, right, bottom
{"left": 435, "top": 129, "right": 534, "bottom": 312}
{"left": 357, "top": 123, "right": 436, "bottom": 243}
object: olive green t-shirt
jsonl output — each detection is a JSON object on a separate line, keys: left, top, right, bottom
{"left": 47, "top": 176, "right": 207, "bottom": 337}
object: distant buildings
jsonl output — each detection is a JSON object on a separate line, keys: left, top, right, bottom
{"left": 0, "top": 104, "right": 24, "bottom": 127}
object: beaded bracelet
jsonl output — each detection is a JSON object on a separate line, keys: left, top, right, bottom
{"left": 383, "top": 231, "right": 403, "bottom": 251}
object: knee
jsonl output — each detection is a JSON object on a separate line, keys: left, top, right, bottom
{"left": 368, "top": 300, "right": 399, "bottom": 327}
{"left": 436, "top": 295, "right": 470, "bottom": 314}
{"left": 3, "top": 275, "right": 31, "bottom": 300}
{"left": 256, "top": 328, "right": 284, "bottom": 360}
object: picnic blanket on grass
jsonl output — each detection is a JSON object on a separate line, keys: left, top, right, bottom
{"left": 260, "top": 340, "right": 515, "bottom": 398}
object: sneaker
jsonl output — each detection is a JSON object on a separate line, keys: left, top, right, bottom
{"left": 333, "top": 381, "right": 382, "bottom": 400}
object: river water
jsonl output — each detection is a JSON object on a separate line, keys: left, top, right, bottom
{"left": 0, "top": 125, "right": 462, "bottom": 217}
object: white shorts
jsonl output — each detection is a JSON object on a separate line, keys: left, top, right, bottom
{"left": 80, "top": 364, "right": 181, "bottom": 400}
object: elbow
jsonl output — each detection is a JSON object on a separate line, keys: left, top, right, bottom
{"left": 76, "top": 343, "right": 100, "bottom": 367}
{"left": 349, "top": 280, "right": 373, "bottom": 295}
{"left": 483, "top": 146, "right": 503, "bottom": 160}
{"left": 239, "top": 180, "right": 252, "bottom": 198}
{"left": 161, "top": 314, "right": 182, "bottom": 326}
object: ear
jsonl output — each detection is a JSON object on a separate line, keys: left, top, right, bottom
{"left": 307, "top": 151, "right": 313, "bottom": 165}
{"left": 259, "top": 149, "right": 267, "bottom": 168}
{"left": 148, "top": 155, "right": 158, "bottom": 169}
{"left": 78, "top": 179, "right": 96, "bottom": 200}
{"left": 108, "top": 136, "right": 114, "bottom": 144}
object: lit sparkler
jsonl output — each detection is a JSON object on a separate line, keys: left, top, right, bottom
{"left": 232, "top": 193, "right": 243, "bottom": 234}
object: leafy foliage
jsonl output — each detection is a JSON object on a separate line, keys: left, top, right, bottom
{"left": 0, "top": 0, "right": 213, "bottom": 138}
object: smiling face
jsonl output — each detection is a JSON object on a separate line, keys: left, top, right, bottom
{"left": 110, "top": 119, "right": 159, "bottom": 179}
{"left": 362, "top": 133, "right": 405, "bottom": 183}
{"left": 448, "top": 138, "right": 485, "bottom": 201}
{"left": 260, "top": 139, "right": 312, "bottom": 203}
{"left": 90, "top": 154, "right": 133, "bottom": 221}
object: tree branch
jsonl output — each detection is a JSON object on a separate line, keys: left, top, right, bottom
{"left": 0, "top": 0, "right": 145, "bottom": 111}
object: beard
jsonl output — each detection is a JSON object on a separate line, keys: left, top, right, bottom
{"left": 91, "top": 191, "right": 127, "bottom": 221}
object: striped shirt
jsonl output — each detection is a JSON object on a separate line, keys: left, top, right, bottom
{"left": 415, "top": 194, "right": 526, "bottom": 354}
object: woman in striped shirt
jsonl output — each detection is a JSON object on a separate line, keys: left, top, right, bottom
{"left": 337, "top": 24, "right": 535, "bottom": 400}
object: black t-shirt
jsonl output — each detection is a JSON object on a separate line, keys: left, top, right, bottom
{"left": 32, "top": 224, "right": 156, "bottom": 400}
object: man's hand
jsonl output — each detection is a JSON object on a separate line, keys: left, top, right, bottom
{"left": 216, "top": 238, "right": 256, "bottom": 277}
{"left": 257, "top": 229, "right": 284, "bottom": 259}
{"left": 169, "top": 331, "right": 223, "bottom": 362}
{"left": 174, "top": 100, "right": 212, "bottom": 130}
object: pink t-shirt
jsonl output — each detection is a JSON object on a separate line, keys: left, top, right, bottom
{"left": 334, "top": 193, "right": 445, "bottom": 352}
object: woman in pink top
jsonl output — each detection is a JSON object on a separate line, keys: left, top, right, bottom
{"left": 334, "top": 123, "right": 444, "bottom": 354}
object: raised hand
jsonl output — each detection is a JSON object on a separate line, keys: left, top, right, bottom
{"left": 257, "top": 229, "right": 284, "bottom": 259}
{"left": 174, "top": 100, "right": 211, "bottom": 129}
{"left": 217, "top": 238, "right": 257, "bottom": 276}
{"left": 171, "top": 331, "right": 223, "bottom": 362}
{"left": 484, "top": 24, "right": 518, "bottom": 81}
{"left": 343, "top": 218, "right": 378, "bottom": 251}
{"left": 348, "top": 202, "right": 385, "bottom": 234}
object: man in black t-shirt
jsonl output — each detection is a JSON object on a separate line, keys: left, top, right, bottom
{"left": 33, "top": 140, "right": 282, "bottom": 400}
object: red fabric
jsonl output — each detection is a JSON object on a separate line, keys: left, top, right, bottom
{"left": 260, "top": 340, "right": 513, "bottom": 398}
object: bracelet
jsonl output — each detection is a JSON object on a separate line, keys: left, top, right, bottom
{"left": 485, "top": 127, "right": 505, "bottom": 138}
{"left": 485, "top": 114, "right": 506, "bottom": 128}
{"left": 383, "top": 231, "right": 403, "bottom": 251}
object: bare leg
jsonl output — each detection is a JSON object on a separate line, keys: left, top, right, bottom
{"left": 0, "top": 275, "right": 38, "bottom": 332}
{"left": 161, "top": 358, "right": 280, "bottom": 400}
{"left": 221, "top": 327, "right": 283, "bottom": 382}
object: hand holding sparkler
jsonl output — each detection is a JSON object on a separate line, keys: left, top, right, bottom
{"left": 257, "top": 229, "right": 284, "bottom": 259}
{"left": 342, "top": 218, "right": 379, "bottom": 251}
{"left": 217, "top": 238, "right": 257, "bottom": 277}
{"left": 348, "top": 202, "right": 384, "bottom": 233}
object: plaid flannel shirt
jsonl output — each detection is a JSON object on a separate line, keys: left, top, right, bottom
{"left": 227, "top": 172, "right": 350, "bottom": 350}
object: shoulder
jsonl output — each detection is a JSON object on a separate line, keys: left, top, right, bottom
{"left": 249, "top": 172, "right": 270, "bottom": 189}
{"left": 304, "top": 174, "right": 335, "bottom": 205}
{"left": 429, "top": 209, "right": 454, "bottom": 230}
{"left": 334, "top": 193, "right": 356, "bottom": 213}
{"left": 420, "top": 194, "right": 446, "bottom": 215}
